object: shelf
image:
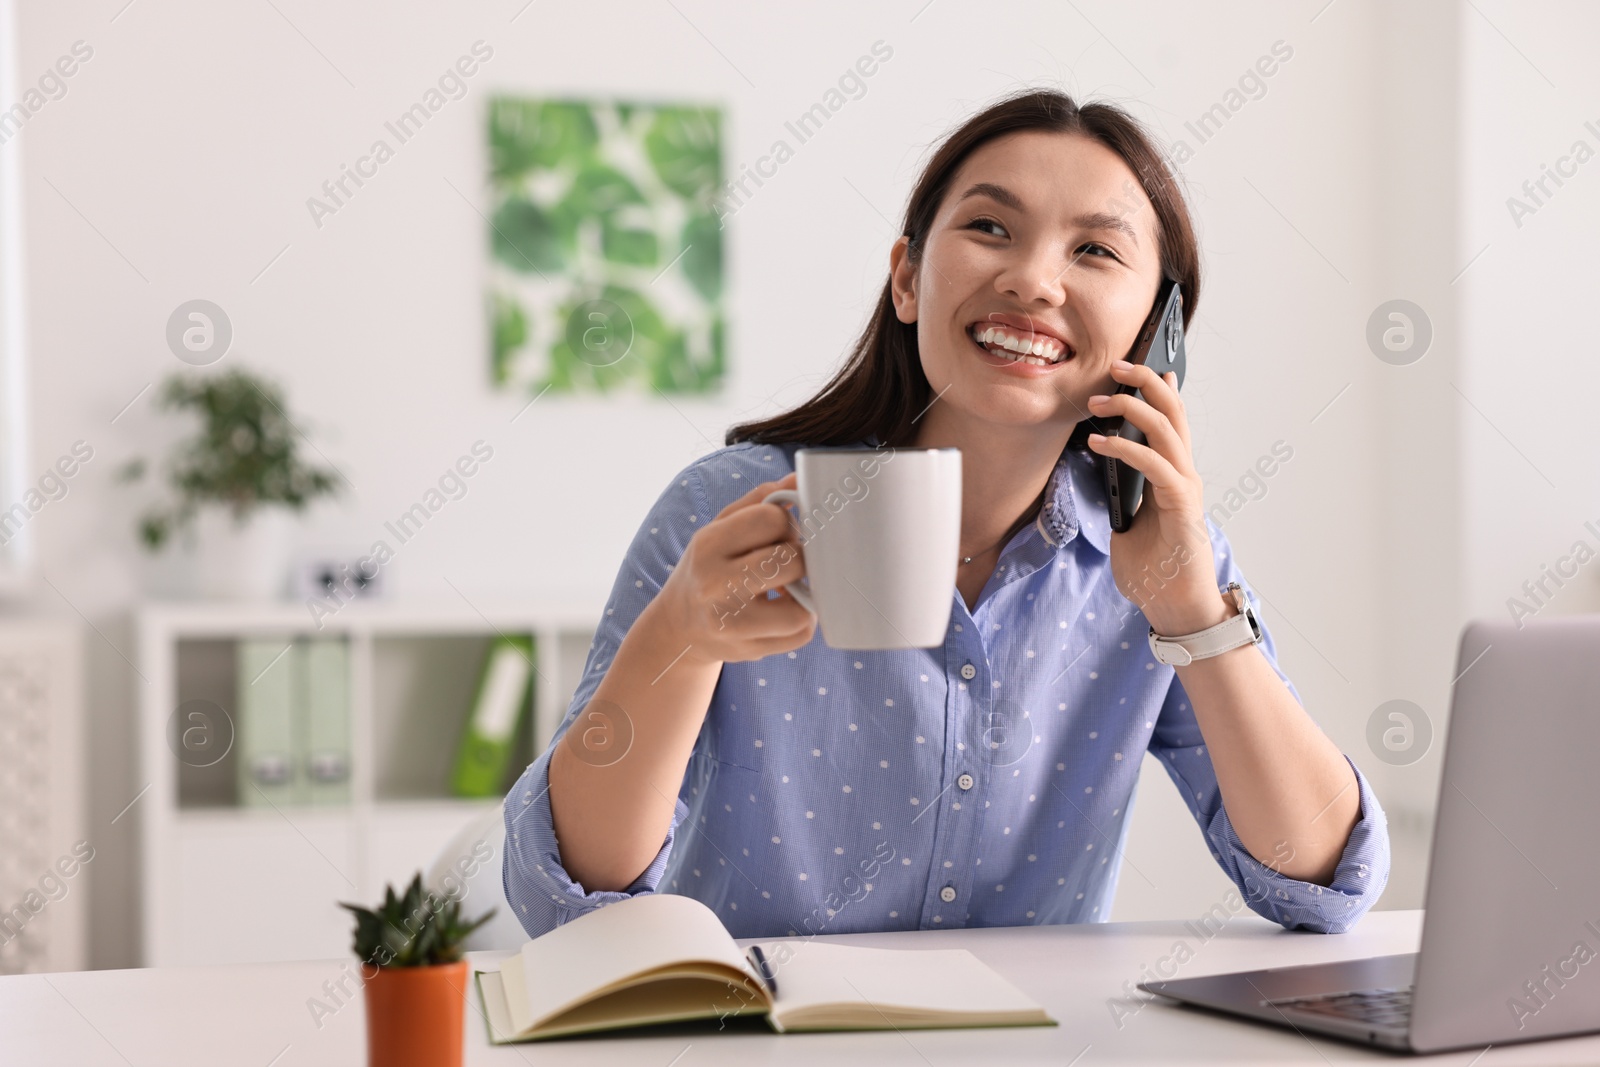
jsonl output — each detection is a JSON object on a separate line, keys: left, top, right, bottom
{"left": 138, "top": 597, "right": 600, "bottom": 635}
{"left": 171, "top": 796, "right": 503, "bottom": 825}
{"left": 139, "top": 599, "right": 597, "bottom": 966}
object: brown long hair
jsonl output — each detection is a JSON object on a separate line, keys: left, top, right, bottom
{"left": 726, "top": 89, "right": 1201, "bottom": 450}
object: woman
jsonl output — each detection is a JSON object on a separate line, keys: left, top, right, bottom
{"left": 504, "top": 89, "right": 1389, "bottom": 939}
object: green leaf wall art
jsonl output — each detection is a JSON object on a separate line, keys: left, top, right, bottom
{"left": 486, "top": 98, "right": 725, "bottom": 395}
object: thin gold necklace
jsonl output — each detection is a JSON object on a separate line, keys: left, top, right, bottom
{"left": 959, "top": 486, "right": 1048, "bottom": 565}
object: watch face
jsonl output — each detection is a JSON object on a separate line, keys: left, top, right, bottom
{"left": 1225, "top": 584, "right": 1263, "bottom": 642}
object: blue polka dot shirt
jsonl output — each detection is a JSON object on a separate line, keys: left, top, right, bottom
{"left": 504, "top": 440, "right": 1390, "bottom": 939}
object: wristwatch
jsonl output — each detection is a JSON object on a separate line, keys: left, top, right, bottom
{"left": 1147, "top": 581, "right": 1263, "bottom": 666}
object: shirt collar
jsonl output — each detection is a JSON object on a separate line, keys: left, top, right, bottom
{"left": 1039, "top": 445, "right": 1112, "bottom": 556}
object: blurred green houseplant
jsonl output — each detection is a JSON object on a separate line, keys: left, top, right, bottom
{"left": 117, "top": 368, "right": 339, "bottom": 550}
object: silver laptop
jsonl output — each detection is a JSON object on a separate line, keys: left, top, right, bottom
{"left": 1139, "top": 615, "right": 1600, "bottom": 1054}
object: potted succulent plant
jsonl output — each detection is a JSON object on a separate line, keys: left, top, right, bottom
{"left": 117, "top": 367, "right": 340, "bottom": 599}
{"left": 341, "top": 874, "right": 495, "bottom": 1067}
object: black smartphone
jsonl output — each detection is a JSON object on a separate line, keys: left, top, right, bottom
{"left": 1093, "top": 278, "right": 1186, "bottom": 533}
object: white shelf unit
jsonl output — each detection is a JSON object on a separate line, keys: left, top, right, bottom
{"left": 137, "top": 601, "right": 596, "bottom": 967}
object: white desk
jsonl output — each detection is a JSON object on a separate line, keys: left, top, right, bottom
{"left": 1, "top": 909, "right": 1592, "bottom": 1064}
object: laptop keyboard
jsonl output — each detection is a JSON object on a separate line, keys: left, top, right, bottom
{"left": 1268, "top": 985, "right": 1413, "bottom": 1028}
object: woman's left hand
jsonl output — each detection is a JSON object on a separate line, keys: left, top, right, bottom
{"left": 1085, "top": 361, "right": 1227, "bottom": 636}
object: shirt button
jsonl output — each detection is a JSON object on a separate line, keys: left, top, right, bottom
{"left": 939, "top": 886, "right": 957, "bottom": 903}
{"left": 957, "top": 773, "right": 975, "bottom": 791}
{"left": 960, "top": 663, "right": 976, "bottom": 680}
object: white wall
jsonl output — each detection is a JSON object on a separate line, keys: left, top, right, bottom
{"left": 10, "top": 0, "right": 1549, "bottom": 966}
{"left": 1459, "top": 6, "right": 1600, "bottom": 620}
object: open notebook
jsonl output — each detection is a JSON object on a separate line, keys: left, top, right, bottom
{"left": 475, "top": 893, "right": 1055, "bottom": 1042}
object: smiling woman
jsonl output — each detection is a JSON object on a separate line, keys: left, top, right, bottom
{"left": 508, "top": 89, "right": 1390, "bottom": 946}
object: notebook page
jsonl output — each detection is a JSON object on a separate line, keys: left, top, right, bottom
{"left": 515, "top": 893, "right": 758, "bottom": 1029}
{"left": 758, "top": 942, "right": 1044, "bottom": 1025}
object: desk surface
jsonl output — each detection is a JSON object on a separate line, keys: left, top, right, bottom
{"left": 1, "top": 908, "right": 1592, "bottom": 1064}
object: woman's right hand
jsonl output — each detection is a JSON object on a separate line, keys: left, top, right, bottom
{"left": 652, "top": 472, "right": 816, "bottom": 665}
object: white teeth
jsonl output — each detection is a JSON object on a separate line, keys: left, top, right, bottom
{"left": 971, "top": 324, "right": 1067, "bottom": 365}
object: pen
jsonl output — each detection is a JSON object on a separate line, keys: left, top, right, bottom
{"left": 749, "top": 944, "right": 779, "bottom": 998}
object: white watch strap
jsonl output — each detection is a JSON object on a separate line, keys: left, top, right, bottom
{"left": 1147, "top": 583, "right": 1263, "bottom": 667}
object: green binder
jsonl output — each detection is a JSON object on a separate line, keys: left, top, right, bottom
{"left": 303, "top": 638, "right": 352, "bottom": 806}
{"left": 452, "top": 635, "right": 535, "bottom": 797}
{"left": 238, "top": 640, "right": 297, "bottom": 807}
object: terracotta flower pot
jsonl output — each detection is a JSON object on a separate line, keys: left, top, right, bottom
{"left": 362, "top": 960, "right": 469, "bottom": 1067}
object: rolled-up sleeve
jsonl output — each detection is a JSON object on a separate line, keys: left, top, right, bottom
{"left": 502, "top": 457, "right": 716, "bottom": 939}
{"left": 1147, "top": 516, "right": 1391, "bottom": 934}
{"left": 502, "top": 746, "right": 689, "bottom": 937}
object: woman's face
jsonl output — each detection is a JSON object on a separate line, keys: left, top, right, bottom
{"left": 891, "top": 130, "right": 1166, "bottom": 436}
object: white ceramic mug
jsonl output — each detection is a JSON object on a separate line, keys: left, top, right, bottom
{"left": 763, "top": 447, "right": 962, "bottom": 650}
